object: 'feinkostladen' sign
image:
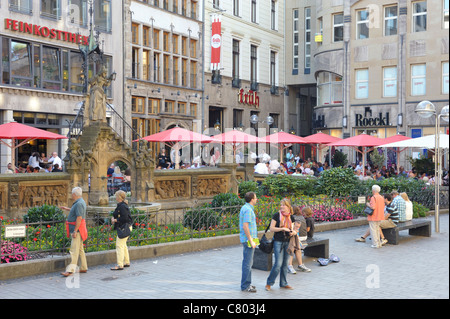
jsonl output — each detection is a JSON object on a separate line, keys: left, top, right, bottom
{"left": 4, "top": 18, "right": 89, "bottom": 46}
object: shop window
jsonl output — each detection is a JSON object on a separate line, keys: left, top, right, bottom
{"left": 411, "top": 64, "right": 426, "bottom": 96}
{"left": 355, "top": 69, "right": 369, "bottom": 99}
{"left": 383, "top": 66, "right": 397, "bottom": 97}
{"left": 41, "top": 0, "right": 61, "bottom": 20}
{"left": 442, "top": 62, "right": 449, "bottom": 94}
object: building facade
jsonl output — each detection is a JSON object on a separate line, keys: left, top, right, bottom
{"left": 0, "top": 0, "right": 124, "bottom": 172}
{"left": 203, "top": 0, "right": 286, "bottom": 150}
{"left": 286, "top": 0, "right": 449, "bottom": 164}
{"left": 125, "top": 0, "right": 204, "bottom": 157}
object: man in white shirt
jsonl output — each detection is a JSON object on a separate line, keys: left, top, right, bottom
{"left": 48, "top": 152, "right": 62, "bottom": 170}
{"left": 269, "top": 159, "right": 280, "bottom": 174}
{"left": 259, "top": 150, "right": 271, "bottom": 163}
{"left": 254, "top": 162, "right": 269, "bottom": 174}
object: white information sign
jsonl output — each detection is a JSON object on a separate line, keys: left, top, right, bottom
{"left": 358, "top": 196, "right": 366, "bottom": 204}
{"left": 5, "top": 225, "right": 27, "bottom": 238}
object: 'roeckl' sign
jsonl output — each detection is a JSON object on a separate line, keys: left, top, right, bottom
{"left": 355, "top": 112, "right": 390, "bottom": 127}
{"left": 238, "top": 89, "right": 259, "bottom": 108}
{"left": 4, "top": 18, "right": 89, "bottom": 46}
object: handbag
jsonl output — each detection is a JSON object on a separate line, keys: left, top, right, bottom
{"left": 258, "top": 224, "right": 273, "bottom": 254}
{"left": 116, "top": 223, "right": 131, "bottom": 239}
{"left": 363, "top": 206, "right": 374, "bottom": 216}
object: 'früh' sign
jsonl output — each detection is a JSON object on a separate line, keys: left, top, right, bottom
{"left": 238, "top": 89, "right": 259, "bottom": 108}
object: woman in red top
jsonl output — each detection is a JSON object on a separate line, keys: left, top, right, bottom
{"left": 367, "top": 185, "right": 385, "bottom": 248}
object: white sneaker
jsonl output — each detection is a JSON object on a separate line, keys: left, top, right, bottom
{"left": 288, "top": 265, "right": 297, "bottom": 274}
{"left": 297, "top": 264, "right": 312, "bottom": 272}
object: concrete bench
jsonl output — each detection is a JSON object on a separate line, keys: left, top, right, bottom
{"left": 382, "top": 219, "right": 432, "bottom": 245}
{"left": 252, "top": 237, "right": 329, "bottom": 271}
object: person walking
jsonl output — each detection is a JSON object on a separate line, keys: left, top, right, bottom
{"left": 111, "top": 190, "right": 133, "bottom": 270}
{"left": 60, "top": 187, "right": 88, "bottom": 277}
{"left": 266, "top": 198, "right": 296, "bottom": 291}
{"left": 239, "top": 192, "right": 258, "bottom": 292}
{"left": 366, "top": 185, "right": 385, "bottom": 248}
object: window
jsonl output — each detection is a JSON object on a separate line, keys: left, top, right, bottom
{"left": 190, "top": 39, "right": 197, "bottom": 58}
{"left": 41, "top": 0, "right": 61, "bottom": 20}
{"left": 383, "top": 66, "right": 397, "bottom": 97}
{"left": 411, "top": 64, "right": 426, "bottom": 96}
{"left": 270, "top": 51, "right": 276, "bottom": 89}
{"left": 173, "top": 56, "right": 179, "bottom": 85}
{"left": 232, "top": 39, "right": 240, "bottom": 84}
{"left": 132, "top": 23, "right": 139, "bottom": 44}
{"left": 143, "top": 26, "right": 150, "bottom": 47}
{"left": 132, "top": 47, "right": 139, "bottom": 79}
{"left": 213, "top": 0, "right": 220, "bottom": 9}
{"left": 412, "top": 1, "right": 427, "bottom": 33}
{"left": 293, "top": 9, "right": 299, "bottom": 69}
{"left": 9, "top": 0, "right": 32, "bottom": 14}
{"left": 177, "top": 102, "right": 186, "bottom": 114}
{"left": 68, "top": 0, "right": 88, "bottom": 26}
{"left": 148, "top": 99, "right": 161, "bottom": 114}
{"left": 172, "top": 34, "right": 179, "bottom": 54}
{"left": 304, "top": 7, "right": 311, "bottom": 70}
{"left": 251, "top": 0, "right": 257, "bottom": 23}
{"left": 190, "top": 61, "right": 197, "bottom": 88}
{"left": 384, "top": 5, "right": 398, "bottom": 36}
{"left": 250, "top": 45, "right": 257, "bottom": 88}
{"left": 190, "top": 103, "right": 197, "bottom": 116}
{"left": 333, "top": 13, "right": 344, "bottom": 42}
{"left": 181, "top": 36, "right": 187, "bottom": 56}
{"left": 143, "top": 49, "right": 150, "bottom": 80}
{"left": 10, "top": 40, "right": 33, "bottom": 87}
{"left": 163, "top": 32, "right": 169, "bottom": 52}
{"left": 153, "top": 52, "right": 160, "bottom": 82}
{"left": 233, "top": 109, "right": 243, "bottom": 129}
{"left": 356, "top": 9, "right": 369, "bottom": 39}
{"left": 94, "top": 0, "right": 111, "bottom": 32}
{"left": 132, "top": 96, "right": 145, "bottom": 113}
{"left": 444, "top": 0, "right": 449, "bottom": 29}
{"left": 153, "top": 29, "right": 160, "bottom": 50}
{"left": 191, "top": 1, "right": 197, "bottom": 19}
{"left": 271, "top": 0, "right": 277, "bottom": 30}
{"left": 163, "top": 54, "right": 169, "bottom": 84}
{"left": 355, "top": 69, "right": 369, "bottom": 99}
{"left": 164, "top": 100, "right": 174, "bottom": 113}
{"left": 42, "top": 46, "right": 61, "bottom": 90}
{"left": 317, "top": 72, "right": 343, "bottom": 105}
{"left": 233, "top": 0, "right": 239, "bottom": 16}
{"left": 172, "top": 0, "right": 178, "bottom": 13}
{"left": 442, "top": 62, "right": 449, "bottom": 94}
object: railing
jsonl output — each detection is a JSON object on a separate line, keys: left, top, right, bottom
{"left": 2, "top": 189, "right": 446, "bottom": 263}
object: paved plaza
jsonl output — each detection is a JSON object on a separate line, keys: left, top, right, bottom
{"left": 0, "top": 215, "right": 448, "bottom": 301}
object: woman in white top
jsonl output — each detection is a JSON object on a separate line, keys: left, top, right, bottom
{"left": 400, "top": 192, "right": 413, "bottom": 221}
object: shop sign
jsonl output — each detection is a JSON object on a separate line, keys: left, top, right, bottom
{"left": 4, "top": 18, "right": 89, "bottom": 46}
{"left": 238, "top": 89, "right": 259, "bottom": 108}
{"left": 355, "top": 112, "right": 390, "bottom": 127}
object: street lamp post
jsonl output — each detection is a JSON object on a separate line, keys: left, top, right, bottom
{"left": 415, "top": 101, "right": 449, "bottom": 233}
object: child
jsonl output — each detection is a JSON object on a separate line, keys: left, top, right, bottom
{"left": 287, "top": 206, "right": 312, "bottom": 274}
{"left": 303, "top": 207, "right": 315, "bottom": 238}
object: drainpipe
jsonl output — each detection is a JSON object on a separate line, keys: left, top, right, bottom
{"left": 201, "top": 0, "right": 205, "bottom": 133}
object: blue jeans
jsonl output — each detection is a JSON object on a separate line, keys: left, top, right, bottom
{"left": 241, "top": 243, "right": 255, "bottom": 290}
{"left": 266, "top": 241, "right": 290, "bottom": 288}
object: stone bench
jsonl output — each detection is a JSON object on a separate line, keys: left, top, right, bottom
{"left": 382, "top": 219, "right": 432, "bottom": 245}
{"left": 252, "top": 237, "right": 329, "bottom": 271}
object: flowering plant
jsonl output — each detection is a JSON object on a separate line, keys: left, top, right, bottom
{"left": 1, "top": 240, "right": 28, "bottom": 264}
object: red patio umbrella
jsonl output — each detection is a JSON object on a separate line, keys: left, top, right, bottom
{"left": 134, "top": 127, "right": 214, "bottom": 144}
{"left": 264, "top": 131, "right": 309, "bottom": 161}
{"left": 134, "top": 127, "right": 214, "bottom": 169}
{"left": 303, "top": 132, "right": 342, "bottom": 163}
{"left": 0, "top": 122, "right": 68, "bottom": 173}
{"left": 328, "top": 133, "right": 385, "bottom": 175}
{"left": 212, "top": 130, "right": 266, "bottom": 163}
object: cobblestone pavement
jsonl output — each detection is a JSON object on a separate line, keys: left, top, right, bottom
{"left": 0, "top": 215, "right": 448, "bottom": 300}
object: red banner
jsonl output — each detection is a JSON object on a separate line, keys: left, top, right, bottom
{"left": 211, "top": 14, "right": 221, "bottom": 71}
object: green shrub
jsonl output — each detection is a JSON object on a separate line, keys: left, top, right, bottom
{"left": 412, "top": 201, "right": 429, "bottom": 218}
{"left": 238, "top": 180, "right": 259, "bottom": 198}
{"left": 23, "top": 204, "right": 66, "bottom": 223}
{"left": 211, "top": 192, "right": 244, "bottom": 209}
{"left": 316, "top": 167, "right": 358, "bottom": 196}
{"left": 261, "top": 175, "right": 317, "bottom": 197}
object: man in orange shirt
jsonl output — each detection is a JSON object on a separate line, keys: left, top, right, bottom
{"left": 366, "top": 185, "right": 385, "bottom": 248}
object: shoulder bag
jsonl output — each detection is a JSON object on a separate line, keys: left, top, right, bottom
{"left": 258, "top": 223, "right": 273, "bottom": 254}
{"left": 363, "top": 197, "right": 374, "bottom": 216}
